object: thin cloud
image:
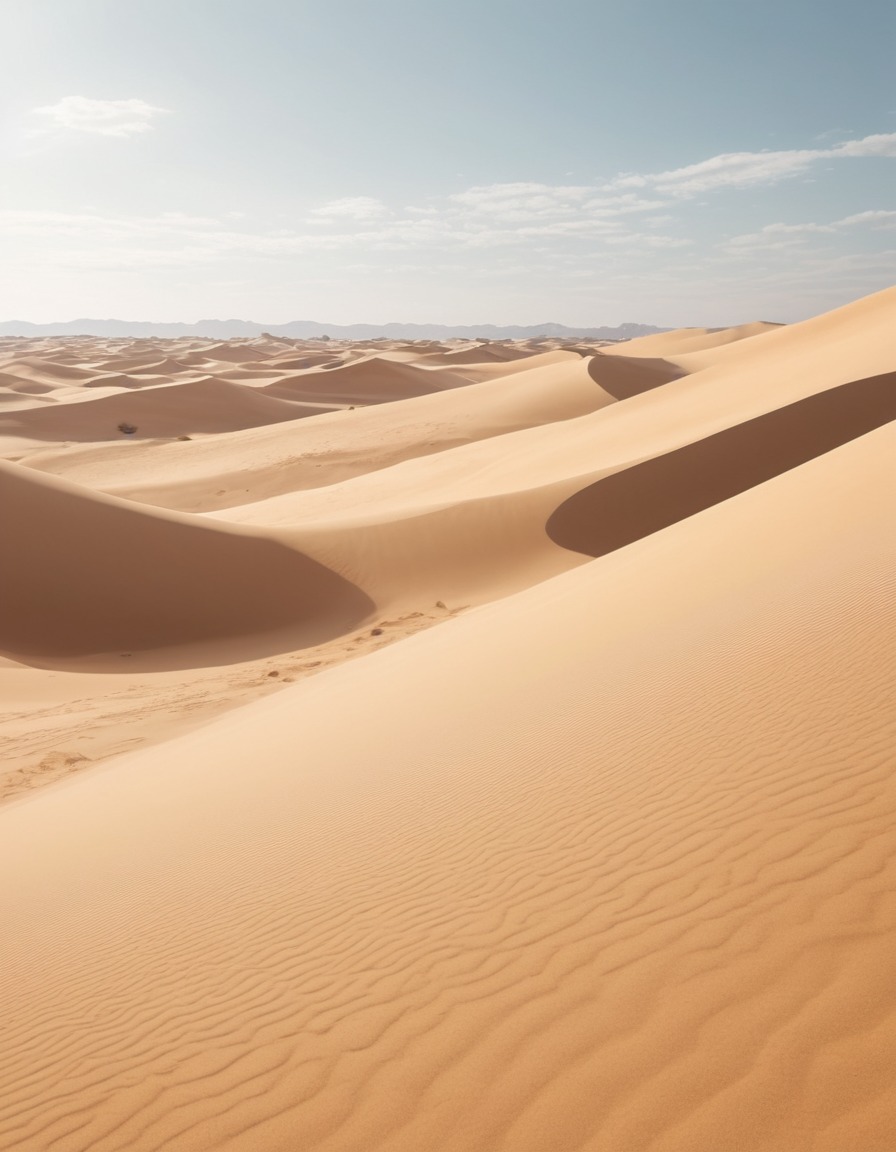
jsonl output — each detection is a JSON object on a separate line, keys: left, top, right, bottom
{"left": 449, "top": 184, "right": 665, "bottom": 222}
{"left": 604, "top": 234, "right": 692, "bottom": 249}
{"left": 0, "top": 204, "right": 679, "bottom": 266}
{"left": 608, "top": 132, "right": 896, "bottom": 197}
{"left": 723, "top": 209, "right": 896, "bottom": 254}
{"left": 838, "top": 209, "right": 896, "bottom": 227}
{"left": 30, "top": 96, "right": 168, "bottom": 138}
{"left": 834, "top": 134, "right": 896, "bottom": 158}
{"left": 309, "top": 197, "right": 390, "bottom": 221}
{"left": 450, "top": 183, "right": 591, "bottom": 217}
{"left": 0, "top": 191, "right": 694, "bottom": 269}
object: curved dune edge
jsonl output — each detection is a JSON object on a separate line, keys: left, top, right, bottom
{"left": 40, "top": 282, "right": 886, "bottom": 523}
{"left": 259, "top": 355, "right": 474, "bottom": 404}
{"left": 22, "top": 354, "right": 613, "bottom": 511}
{"left": 547, "top": 370, "right": 896, "bottom": 557}
{"left": 606, "top": 318, "right": 783, "bottom": 358}
{"left": 0, "top": 460, "right": 373, "bottom": 667}
{"left": 203, "top": 336, "right": 895, "bottom": 615}
{"left": 283, "top": 368, "right": 896, "bottom": 613}
{"left": 0, "top": 423, "right": 894, "bottom": 1151}
{"left": 7, "top": 289, "right": 891, "bottom": 668}
{"left": 585, "top": 350, "right": 684, "bottom": 398}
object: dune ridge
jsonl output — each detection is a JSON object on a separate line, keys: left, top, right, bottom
{"left": 1, "top": 286, "right": 895, "bottom": 1151}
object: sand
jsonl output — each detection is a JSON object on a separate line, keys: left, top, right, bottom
{"left": 1, "top": 289, "right": 895, "bottom": 1150}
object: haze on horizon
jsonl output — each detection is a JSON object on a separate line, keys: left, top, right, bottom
{"left": 1, "top": 0, "right": 894, "bottom": 328}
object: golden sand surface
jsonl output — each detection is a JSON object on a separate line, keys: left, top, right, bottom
{"left": 1, "top": 289, "right": 895, "bottom": 1150}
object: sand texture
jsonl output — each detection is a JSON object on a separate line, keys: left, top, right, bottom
{"left": 1, "top": 290, "right": 895, "bottom": 1150}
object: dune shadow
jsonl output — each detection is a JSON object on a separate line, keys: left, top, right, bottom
{"left": 586, "top": 352, "right": 685, "bottom": 400}
{"left": 0, "top": 467, "right": 374, "bottom": 669}
{"left": 548, "top": 370, "right": 896, "bottom": 558}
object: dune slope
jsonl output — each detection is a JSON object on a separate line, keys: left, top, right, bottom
{"left": 0, "top": 376, "right": 313, "bottom": 444}
{"left": 548, "top": 369, "right": 896, "bottom": 556}
{"left": 1, "top": 419, "right": 894, "bottom": 1151}
{"left": 0, "top": 461, "right": 372, "bottom": 664}
{"left": 22, "top": 352, "right": 610, "bottom": 511}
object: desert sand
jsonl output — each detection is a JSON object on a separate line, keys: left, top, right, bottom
{"left": 1, "top": 287, "right": 895, "bottom": 1150}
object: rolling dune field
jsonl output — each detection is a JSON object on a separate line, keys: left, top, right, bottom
{"left": 1, "top": 288, "right": 895, "bottom": 1151}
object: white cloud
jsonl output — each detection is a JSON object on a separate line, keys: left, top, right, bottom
{"left": 448, "top": 183, "right": 665, "bottom": 223}
{"left": 30, "top": 96, "right": 168, "bottom": 138}
{"left": 309, "top": 197, "right": 389, "bottom": 221}
{"left": 723, "top": 208, "right": 896, "bottom": 254}
{"left": 607, "top": 132, "right": 896, "bottom": 197}
{"left": 0, "top": 203, "right": 682, "bottom": 269}
{"left": 832, "top": 134, "right": 896, "bottom": 158}
{"left": 450, "top": 182, "right": 590, "bottom": 218}
{"left": 4, "top": 149, "right": 889, "bottom": 276}
{"left": 838, "top": 209, "right": 896, "bottom": 227}
{"left": 647, "top": 150, "right": 822, "bottom": 195}
{"left": 0, "top": 187, "right": 697, "bottom": 273}
{"left": 725, "top": 222, "right": 835, "bottom": 252}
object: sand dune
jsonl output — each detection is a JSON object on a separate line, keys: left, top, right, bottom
{"left": 548, "top": 369, "right": 896, "bottom": 556}
{"left": 585, "top": 350, "right": 684, "bottom": 398}
{"left": 0, "top": 460, "right": 371, "bottom": 666}
{"left": 190, "top": 341, "right": 284, "bottom": 363}
{"left": 0, "top": 355, "right": 100, "bottom": 384}
{"left": 611, "top": 285, "right": 895, "bottom": 379}
{"left": 608, "top": 319, "right": 782, "bottom": 357}
{"left": 1, "top": 421, "right": 894, "bottom": 1152}
{"left": 86, "top": 355, "right": 198, "bottom": 374}
{"left": 200, "top": 290, "right": 895, "bottom": 615}
{"left": 258, "top": 355, "right": 474, "bottom": 404}
{"left": 414, "top": 341, "right": 534, "bottom": 366}
{"left": 22, "top": 351, "right": 613, "bottom": 510}
{"left": 1, "top": 287, "right": 895, "bottom": 1151}
{"left": 0, "top": 372, "right": 58, "bottom": 400}
{"left": 415, "top": 347, "right": 583, "bottom": 382}
{"left": 0, "top": 376, "right": 315, "bottom": 446}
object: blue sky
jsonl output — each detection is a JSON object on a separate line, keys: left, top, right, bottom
{"left": 1, "top": 0, "right": 894, "bottom": 326}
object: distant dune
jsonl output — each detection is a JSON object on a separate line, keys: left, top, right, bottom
{"left": 0, "top": 317, "right": 669, "bottom": 340}
{"left": 1, "top": 288, "right": 895, "bottom": 1152}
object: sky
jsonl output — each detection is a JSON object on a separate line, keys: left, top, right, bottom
{"left": 1, "top": 0, "right": 894, "bottom": 327}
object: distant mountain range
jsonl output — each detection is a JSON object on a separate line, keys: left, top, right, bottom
{"left": 0, "top": 318, "right": 668, "bottom": 341}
